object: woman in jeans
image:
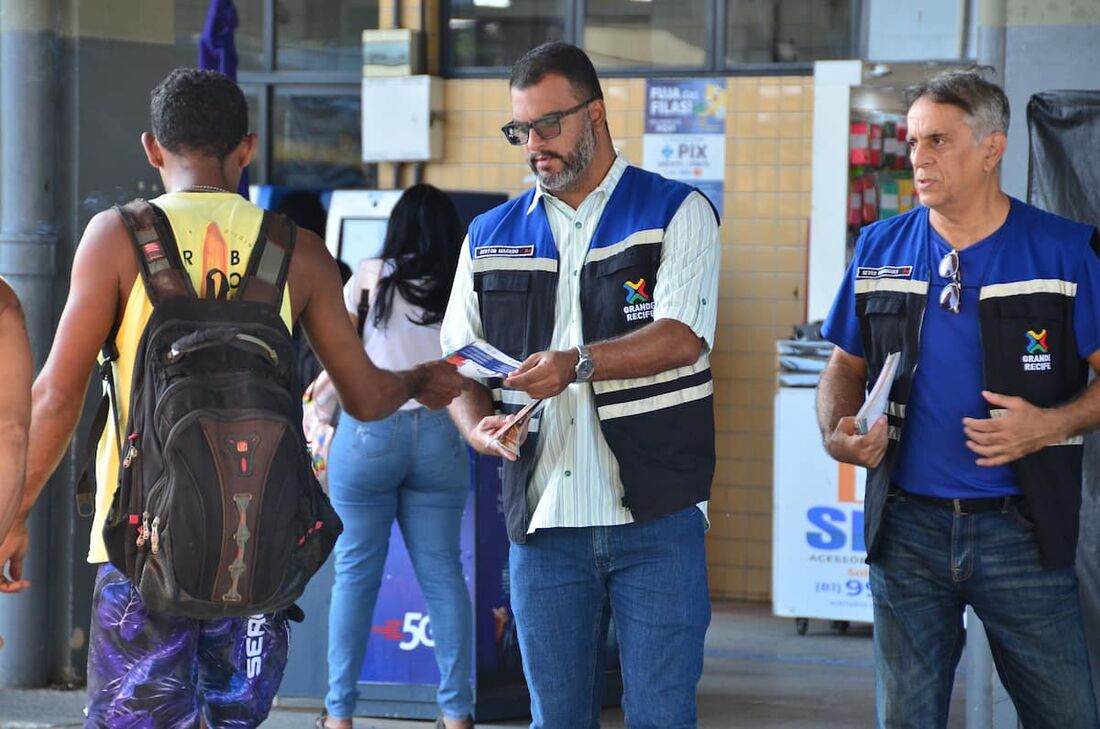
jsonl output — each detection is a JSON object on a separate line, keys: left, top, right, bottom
{"left": 319, "top": 185, "right": 473, "bottom": 729}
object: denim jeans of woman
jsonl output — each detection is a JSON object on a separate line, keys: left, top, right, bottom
{"left": 871, "top": 493, "right": 1098, "bottom": 729}
{"left": 324, "top": 407, "right": 473, "bottom": 722}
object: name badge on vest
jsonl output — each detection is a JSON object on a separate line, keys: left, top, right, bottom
{"left": 623, "top": 277, "right": 654, "bottom": 322}
{"left": 856, "top": 265, "right": 913, "bottom": 279}
{"left": 474, "top": 245, "right": 534, "bottom": 258}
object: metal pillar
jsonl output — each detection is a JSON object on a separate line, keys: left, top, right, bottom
{"left": 0, "top": 0, "right": 59, "bottom": 688}
{"left": 976, "top": 0, "right": 1007, "bottom": 84}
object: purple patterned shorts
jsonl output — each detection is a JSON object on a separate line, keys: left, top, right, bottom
{"left": 85, "top": 563, "right": 291, "bottom": 728}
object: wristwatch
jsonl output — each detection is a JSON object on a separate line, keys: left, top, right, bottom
{"left": 574, "top": 344, "right": 595, "bottom": 383}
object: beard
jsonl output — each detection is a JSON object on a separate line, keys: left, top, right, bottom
{"left": 529, "top": 115, "right": 596, "bottom": 193}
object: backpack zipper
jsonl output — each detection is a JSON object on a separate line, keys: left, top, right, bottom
{"left": 122, "top": 433, "right": 140, "bottom": 469}
{"left": 152, "top": 375, "right": 293, "bottom": 429}
{"left": 165, "top": 331, "right": 280, "bottom": 365}
{"left": 136, "top": 511, "right": 150, "bottom": 548}
{"left": 232, "top": 333, "right": 279, "bottom": 364}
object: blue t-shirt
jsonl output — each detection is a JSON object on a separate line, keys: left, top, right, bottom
{"left": 822, "top": 200, "right": 1100, "bottom": 499}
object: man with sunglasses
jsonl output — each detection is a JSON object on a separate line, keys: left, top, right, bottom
{"left": 442, "top": 42, "right": 719, "bottom": 729}
{"left": 817, "top": 70, "right": 1100, "bottom": 727}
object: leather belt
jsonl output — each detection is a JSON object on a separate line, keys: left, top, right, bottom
{"left": 892, "top": 486, "right": 1023, "bottom": 515}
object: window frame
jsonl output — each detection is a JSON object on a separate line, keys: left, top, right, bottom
{"left": 268, "top": 83, "right": 372, "bottom": 187}
{"left": 236, "top": 0, "right": 368, "bottom": 185}
{"left": 441, "top": 0, "right": 864, "bottom": 78}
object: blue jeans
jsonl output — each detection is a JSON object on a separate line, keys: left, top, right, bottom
{"left": 509, "top": 506, "right": 710, "bottom": 729}
{"left": 324, "top": 408, "right": 473, "bottom": 721}
{"left": 871, "top": 492, "right": 1099, "bottom": 729}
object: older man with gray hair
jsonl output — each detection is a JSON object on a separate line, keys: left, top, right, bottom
{"left": 816, "top": 70, "right": 1100, "bottom": 728}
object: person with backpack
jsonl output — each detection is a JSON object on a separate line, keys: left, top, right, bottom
{"left": 0, "top": 68, "right": 464, "bottom": 727}
{"left": 318, "top": 185, "right": 474, "bottom": 729}
{"left": 0, "top": 277, "right": 31, "bottom": 584}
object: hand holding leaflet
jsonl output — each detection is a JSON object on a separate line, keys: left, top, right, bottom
{"left": 489, "top": 399, "right": 545, "bottom": 457}
{"left": 444, "top": 339, "right": 522, "bottom": 379}
{"left": 855, "top": 351, "right": 900, "bottom": 435}
{"left": 446, "top": 340, "right": 546, "bottom": 457}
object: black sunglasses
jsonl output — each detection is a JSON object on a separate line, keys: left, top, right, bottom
{"left": 939, "top": 248, "right": 961, "bottom": 314}
{"left": 501, "top": 97, "right": 599, "bottom": 146}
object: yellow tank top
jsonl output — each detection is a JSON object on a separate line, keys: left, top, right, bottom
{"left": 89, "top": 192, "right": 294, "bottom": 563}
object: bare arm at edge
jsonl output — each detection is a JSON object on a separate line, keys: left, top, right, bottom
{"left": 0, "top": 211, "right": 127, "bottom": 594}
{"left": 0, "top": 279, "right": 31, "bottom": 545}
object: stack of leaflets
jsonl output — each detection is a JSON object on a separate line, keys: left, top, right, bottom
{"left": 488, "top": 399, "right": 545, "bottom": 457}
{"left": 855, "top": 351, "right": 900, "bottom": 435}
{"left": 444, "top": 339, "right": 523, "bottom": 379}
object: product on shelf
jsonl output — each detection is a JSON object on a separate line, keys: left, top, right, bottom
{"left": 869, "top": 122, "right": 884, "bottom": 168}
{"left": 844, "top": 112, "right": 916, "bottom": 231}
{"left": 882, "top": 119, "right": 898, "bottom": 168}
{"left": 861, "top": 173, "right": 879, "bottom": 224}
{"left": 849, "top": 174, "right": 864, "bottom": 227}
{"left": 850, "top": 120, "right": 871, "bottom": 166}
{"left": 895, "top": 120, "right": 909, "bottom": 170}
{"left": 879, "top": 176, "right": 899, "bottom": 219}
{"left": 898, "top": 178, "right": 915, "bottom": 213}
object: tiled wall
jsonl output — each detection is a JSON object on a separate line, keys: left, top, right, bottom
{"left": 422, "top": 76, "right": 815, "bottom": 602}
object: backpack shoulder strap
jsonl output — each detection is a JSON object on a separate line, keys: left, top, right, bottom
{"left": 238, "top": 210, "right": 296, "bottom": 309}
{"left": 114, "top": 200, "right": 196, "bottom": 304}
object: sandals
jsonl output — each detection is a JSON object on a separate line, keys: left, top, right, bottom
{"left": 314, "top": 711, "right": 352, "bottom": 729}
{"left": 435, "top": 717, "right": 475, "bottom": 729}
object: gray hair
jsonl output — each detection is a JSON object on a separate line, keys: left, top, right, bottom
{"left": 905, "top": 69, "right": 1010, "bottom": 142}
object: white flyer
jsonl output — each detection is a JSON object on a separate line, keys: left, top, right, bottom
{"left": 444, "top": 339, "right": 523, "bottom": 379}
{"left": 855, "top": 351, "right": 900, "bottom": 434}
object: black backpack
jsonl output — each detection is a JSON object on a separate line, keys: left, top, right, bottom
{"left": 90, "top": 199, "right": 342, "bottom": 619}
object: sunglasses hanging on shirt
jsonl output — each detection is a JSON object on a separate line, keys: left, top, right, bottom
{"left": 938, "top": 248, "right": 961, "bottom": 314}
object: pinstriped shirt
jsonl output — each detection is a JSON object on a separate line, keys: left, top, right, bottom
{"left": 441, "top": 154, "right": 720, "bottom": 531}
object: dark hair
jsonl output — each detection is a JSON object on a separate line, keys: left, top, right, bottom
{"left": 509, "top": 42, "right": 604, "bottom": 103}
{"left": 905, "top": 68, "right": 1009, "bottom": 141}
{"left": 373, "top": 184, "right": 464, "bottom": 329}
{"left": 276, "top": 190, "right": 328, "bottom": 237}
{"left": 150, "top": 68, "right": 248, "bottom": 159}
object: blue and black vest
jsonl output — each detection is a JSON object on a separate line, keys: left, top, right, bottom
{"left": 855, "top": 198, "right": 1098, "bottom": 569}
{"left": 468, "top": 166, "right": 718, "bottom": 543}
